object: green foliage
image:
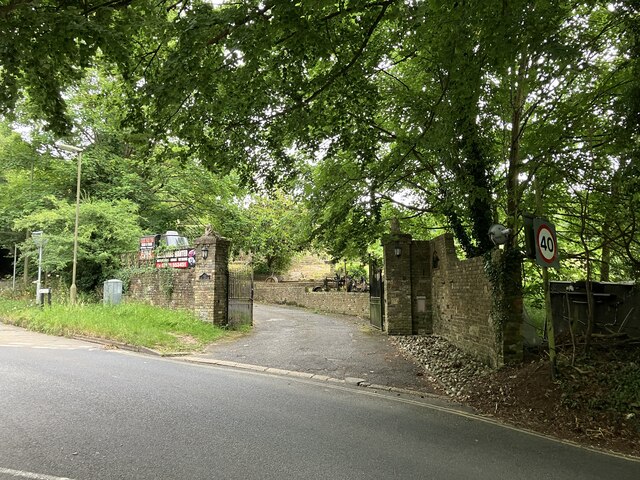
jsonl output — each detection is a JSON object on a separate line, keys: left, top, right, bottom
{"left": 157, "top": 268, "right": 175, "bottom": 298}
{"left": 608, "top": 363, "right": 640, "bottom": 412}
{"left": 0, "top": 297, "right": 232, "bottom": 353}
{"left": 114, "top": 264, "right": 156, "bottom": 294}
{"left": 1, "top": 0, "right": 639, "bottom": 285}
{"left": 236, "top": 191, "right": 311, "bottom": 275}
{"left": 13, "top": 197, "right": 143, "bottom": 291}
{"left": 560, "top": 357, "right": 640, "bottom": 416}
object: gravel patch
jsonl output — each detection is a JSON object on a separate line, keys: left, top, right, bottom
{"left": 392, "top": 335, "right": 492, "bottom": 400}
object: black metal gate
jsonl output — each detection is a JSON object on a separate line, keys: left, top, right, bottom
{"left": 228, "top": 262, "right": 254, "bottom": 327}
{"left": 369, "top": 261, "right": 384, "bottom": 330}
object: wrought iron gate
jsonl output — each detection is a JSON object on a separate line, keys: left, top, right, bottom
{"left": 369, "top": 261, "right": 384, "bottom": 330}
{"left": 228, "top": 262, "right": 254, "bottom": 327}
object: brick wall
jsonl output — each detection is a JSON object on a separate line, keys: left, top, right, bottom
{"left": 254, "top": 283, "right": 369, "bottom": 318}
{"left": 383, "top": 233, "right": 523, "bottom": 367}
{"left": 383, "top": 234, "right": 413, "bottom": 334}
{"left": 128, "top": 269, "right": 195, "bottom": 311}
{"left": 126, "top": 234, "right": 230, "bottom": 325}
{"left": 430, "top": 234, "right": 498, "bottom": 366}
{"left": 410, "top": 240, "right": 432, "bottom": 334}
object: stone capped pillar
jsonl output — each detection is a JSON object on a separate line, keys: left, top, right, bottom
{"left": 193, "top": 231, "right": 230, "bottom": 325}
{"left": 382, "top": 233, "right": 413, "bottom": 335}
{"left": 410, "top": 240, "right": 433, "bottom": 334}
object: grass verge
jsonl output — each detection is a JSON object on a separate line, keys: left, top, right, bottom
{"left": 0, "top": 298, "right": 246, "bottom": 353}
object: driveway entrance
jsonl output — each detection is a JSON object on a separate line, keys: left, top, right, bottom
{"left": 191, "top": 303, "right": 436, "bottom": 393}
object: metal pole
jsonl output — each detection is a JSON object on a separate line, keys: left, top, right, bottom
{"left": 12, "top": 243, "right": 17, "bottom": 290}
{"left": 70, "top": 151, "right": 82, "bottom": 305}
{"left": 535, "top": 176, "right": 557, "bottom": 379}
{"left": 36, "top": 241, "right": 43, "bottom": 304}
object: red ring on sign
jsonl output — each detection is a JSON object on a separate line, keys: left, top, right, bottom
{"left": 536, "top": 224, "right": 557, "bottom": 264}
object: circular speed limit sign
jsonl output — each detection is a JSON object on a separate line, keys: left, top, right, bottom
{"left": 533, "top": 219, "right": 560, "bottom": 268}
{"left": 537, "top": 225, "right": 556, "bottom": 263}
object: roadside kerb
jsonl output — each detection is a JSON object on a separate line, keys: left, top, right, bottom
{"left": 64, "top": 331, "right": 446, "bottom": 399}
{"left": 71, "top": 335, "right": 173, "bottom": 356}
{"left": 179, "top": 355, "right": 444, "bottom": 399}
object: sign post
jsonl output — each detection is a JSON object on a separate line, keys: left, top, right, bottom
{"left": 12, "top": 244, "right": 17, "bottom": 291}
{"left": 532, "top": 218, "right": 560, "bottom": 378}
{"left": 31, "top": 231, "right": 45, "bottom": 305}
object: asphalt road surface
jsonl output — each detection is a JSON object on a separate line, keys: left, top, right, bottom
{"left": 1, "top": 331, "right": 639, "bottom": 479}
{"left": 190, "top": 304, "right": 436, "bottom": 392}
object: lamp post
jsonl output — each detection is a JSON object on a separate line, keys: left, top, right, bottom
{"left": 56, "top": 143, "right": 84, "bottom": 305}
{"left": 31, "top": 231, "right": 44, "bottom": 304}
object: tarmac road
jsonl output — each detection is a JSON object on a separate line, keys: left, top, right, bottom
{"left": 2, "top": 325, "right": 640, "bottom": 479}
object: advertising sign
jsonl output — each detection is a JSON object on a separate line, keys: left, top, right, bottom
{"left": 155, "top": 249, "right": 196, "bottom": 269}
{"left": 139, "top": 235, "right": 159, "bottom": 260}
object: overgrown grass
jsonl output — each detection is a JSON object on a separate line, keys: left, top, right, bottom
{"left": 524, "top": 297, "right": 546, "bottom": 336}
{"left": 0, "top": 298, "right": 242, "bottom": 353}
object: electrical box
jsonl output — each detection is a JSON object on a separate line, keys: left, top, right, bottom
{"left": 103, "top": 279, "right": 123, "bottom": 305}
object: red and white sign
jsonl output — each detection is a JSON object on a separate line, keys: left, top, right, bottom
{"left": 533, "top": 219, "right": 560, "bottom": 268}
{"left": 155, "top": 249, "right": 196, "bottom": 269}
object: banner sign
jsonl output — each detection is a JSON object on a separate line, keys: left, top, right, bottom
{"left": 155, "top": 249, "right": 196, "bottom": 269}
{"left": 139, "top": 235, "right": 159, "bottom": 260}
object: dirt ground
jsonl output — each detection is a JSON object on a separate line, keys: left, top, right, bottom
{"left": 450, "top": 341, "right": 640, "bottom": 458}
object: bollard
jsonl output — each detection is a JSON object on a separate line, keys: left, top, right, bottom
{"left": 38, "top": 288, "right": 52, "bottom": 308}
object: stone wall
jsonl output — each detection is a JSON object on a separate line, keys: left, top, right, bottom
{"left": 128, "top": 269, "right": 195, "bottom": 311}
{"left": 382, "top": 234, "right": 413, "bottom": 335}
{"left": 254, "top": 283, "right": 369, "bottom": 318}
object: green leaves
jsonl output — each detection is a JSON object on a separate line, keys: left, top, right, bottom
{"left": 235, "top": 191, "right": 311, "bottom": 275}
{"left": 13, "top": 196, "right": 143, "bottom": 290}
{"left": 1, "top": 0, "right": 639, "bottom": 279}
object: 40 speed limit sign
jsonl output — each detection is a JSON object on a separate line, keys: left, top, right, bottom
{"left": 533, "top": 218, "right": 560, "bottom": 268}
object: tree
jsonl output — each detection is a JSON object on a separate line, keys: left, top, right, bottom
{"left": 2, "top": 0, "right": 639, "bottom": 283}
{"left": 14, "top": 197, "right": 142, "bottom": 291}
{"left": 235, "top": 191, "right": 310, "bottom": 276}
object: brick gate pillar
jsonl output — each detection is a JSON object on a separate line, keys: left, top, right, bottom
{"left": 193, "top": 231, "right": 230, "bottom": 325}
{"left": 382, "top": 233, "right": 413, "bottom": 335}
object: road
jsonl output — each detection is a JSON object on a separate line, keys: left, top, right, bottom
{"left": 1, "top": 330, "right": 639, "bottom": 479}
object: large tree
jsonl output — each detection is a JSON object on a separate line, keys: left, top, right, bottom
{"left": 2, "top": 0, "right": 638, "bottom": 275}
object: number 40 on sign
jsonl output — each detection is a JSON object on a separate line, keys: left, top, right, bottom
{"left": 533, "top": 218, "right": 560, "bottom": 268}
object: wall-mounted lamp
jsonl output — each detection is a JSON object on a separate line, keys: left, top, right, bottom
{"left": 201, "top": 245, "right": 209, "bottom": 260}
{"left": 394, "top": 243, "right": 402, "bottom": 258}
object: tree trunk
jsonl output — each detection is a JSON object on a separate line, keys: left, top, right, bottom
{"left": 600, "top": 239, "right": 610, "bottom": 282}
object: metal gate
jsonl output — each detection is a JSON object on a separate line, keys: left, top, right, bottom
{"left": 369, "top": 262, "right": 384, "bottom": 330}
{"left": 228, "top": 262, "right": 254, "bottom": 327}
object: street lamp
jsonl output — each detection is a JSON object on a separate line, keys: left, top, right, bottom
{"left": 56, "top": 143, "right": 84, "bottom": 305}
{"left": 31, "top": 231, "right": 44, "bottom": 304}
